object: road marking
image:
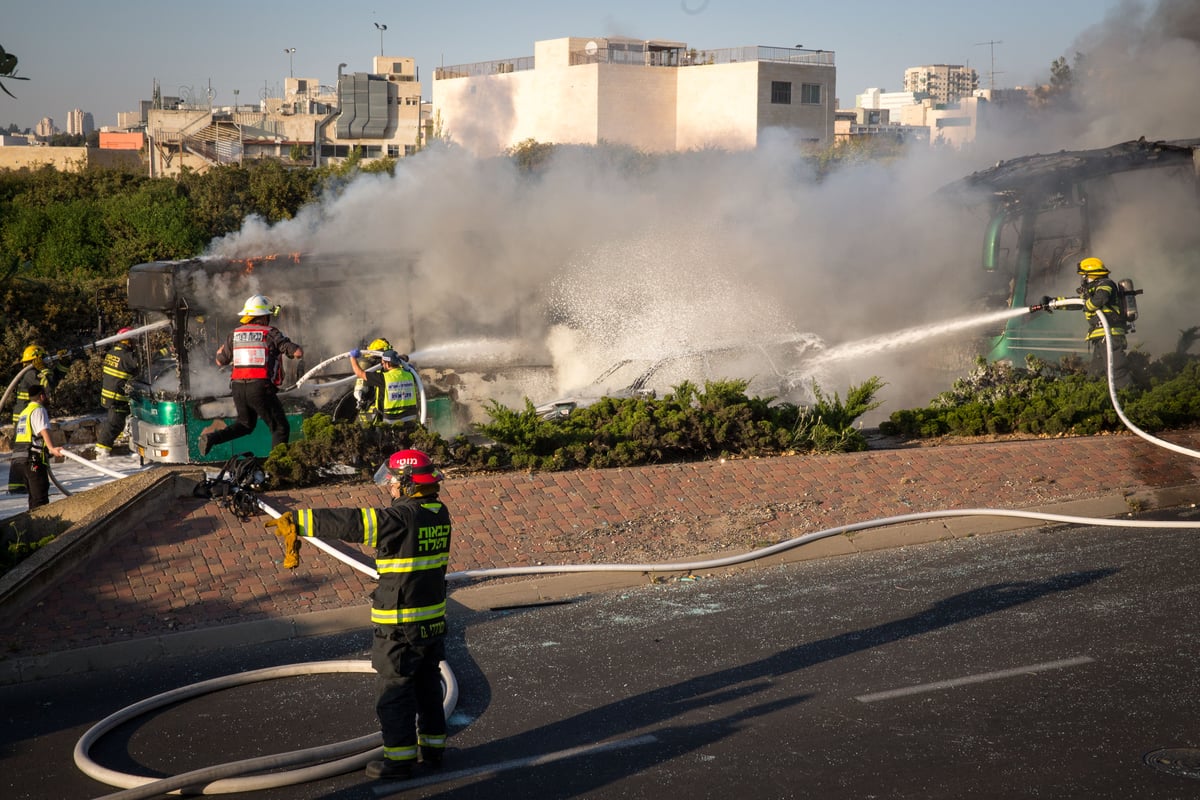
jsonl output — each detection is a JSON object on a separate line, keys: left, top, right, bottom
{"left": 373, "top": 733, "right": 659, "bottom": 796}
{"left": 854, "top": 655, "right": 1095, "bottom": 703}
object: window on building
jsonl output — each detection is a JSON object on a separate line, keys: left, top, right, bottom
{"left": 771, "top": 81, "right": 792, "bottom": 104}
{"left": 387, "top": 145, "right": 400, "bottom": 157}
{"left": 801, "top": 83, "right": 822, "bottom": 104}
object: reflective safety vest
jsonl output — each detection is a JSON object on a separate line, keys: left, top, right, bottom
{"left": 101, "top": 343, "right": 138, "bottom": 406}
{"left": 295, "top": 497, "right": 452, "bottom": 641}
{"left": 1081, "top": 278, "right": 1127, "bottom": 341}
{"left": 14, "top": 400, "right": 48, "bottom": 464}
{"left": 229, "top": 324, "right": 279, "bottom": 383}
{"left": 379, "top": 366, "right": 419, "bottom": 422}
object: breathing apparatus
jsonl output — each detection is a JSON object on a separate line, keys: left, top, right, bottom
{"left": 193, "top": 452, "right": 269, "bottom": 519}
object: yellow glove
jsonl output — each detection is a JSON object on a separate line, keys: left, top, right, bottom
{"left": 264, "top": 511, "right": 301, "bottom": 569}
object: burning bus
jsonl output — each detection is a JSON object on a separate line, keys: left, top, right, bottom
{"left": 947, "top": 137, "right": 1200, "bottom": 364}
{"left": 124, "top": 252, "right": 433, "bottom": 464}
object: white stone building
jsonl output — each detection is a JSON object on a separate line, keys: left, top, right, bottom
{"left": 432, "top": 37, "right": 836, "bottom": 156}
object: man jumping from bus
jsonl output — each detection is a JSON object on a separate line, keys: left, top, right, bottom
{"left": 201, "top": 294, "right": 303, "bottom": 457}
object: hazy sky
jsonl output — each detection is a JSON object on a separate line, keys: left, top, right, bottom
{"left": 5, "top": 0, "right": 1125, "bottom": 130}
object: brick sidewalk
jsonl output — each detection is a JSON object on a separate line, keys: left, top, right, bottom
{"left": 2, "top": 432, "right": 1198, "bottom": 664}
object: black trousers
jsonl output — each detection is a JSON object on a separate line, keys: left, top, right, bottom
{"left": 372, "top": 627, "right": 446, "bottom": 762}
{"left": 1088, "top": 337, "right": 1131, "bottom": 389}
{"left": 10, "top": 458, "right": 49, "bottom": 509}
{"left": 207, "top": 380, "right": 290, "bottom": 452}
{"left": 97, "top": 404, "right": 129, "bottom": 449}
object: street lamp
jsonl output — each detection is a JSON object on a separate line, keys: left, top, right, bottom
{"left": 284, "top": 47, "right": 296, "bottom": 78}
{"left": 374, "top": 22, "right": 387, "bottom": 57}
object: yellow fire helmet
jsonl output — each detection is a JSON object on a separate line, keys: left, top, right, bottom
{"left": 1077, "top": 257, "right": 1109, "bottom": 277}
{"left": 21, "top": 344, "right": 46, "bottom": 365}
{"left": 368, "top": 338, "right": 392, "bottom": 352}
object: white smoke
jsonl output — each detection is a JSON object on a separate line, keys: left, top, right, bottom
{"left": 193, "top": 0, "right": 1200, "bottom": 423}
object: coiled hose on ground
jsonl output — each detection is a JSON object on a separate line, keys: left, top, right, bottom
{"left": 77, "top": 308, "right": 1200, "bottom": 798}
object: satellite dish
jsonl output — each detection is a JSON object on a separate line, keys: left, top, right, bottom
{"left": 585, "top": 40, "right": 598, "bottom": 56}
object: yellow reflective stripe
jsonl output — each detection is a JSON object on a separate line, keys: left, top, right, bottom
{"left": 296, "top": 509, "right": 313, "bottom": 537}
{"left": 101, "top": 388, "right": 128, "bottom": 401}
{"left": 418, "top": 734, "right": 446, "bottom": 748}
{"left": 371, "top": 601, "right": 446, "bottom": 625}
{"left": 376, "top": 554, "right": 449, "bottom": 573}
{"left": 361, "top": 509, "right": 378, "bottom": 547}
{"left": 102, "top": 366, "right": 134, "bottom": 380}
{"left": 382, "top": 745, "right": 417, "bottom": 761}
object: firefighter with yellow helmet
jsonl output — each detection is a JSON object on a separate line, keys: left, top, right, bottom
{"left": 354, "top": 337, "right": 393, "bottom": 424}
{"left": 349, "top": 346, "right": 420, "bottom": 426}
{"left": 1044, "top": 257, "right": 1133, "bottom": 388}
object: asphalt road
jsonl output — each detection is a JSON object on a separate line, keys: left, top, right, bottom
{"left": 5, "top": 515, "right": 1200, "bottom": 800}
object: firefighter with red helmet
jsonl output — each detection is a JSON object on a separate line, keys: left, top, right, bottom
{"left": 201, "top": 294, "right": 303, "bottom": 457}
{"left": 264, "top": 449, "right": 452, "bottom": 781}
{"left": 95, "top": 327, "right": 140, "bottom": 460}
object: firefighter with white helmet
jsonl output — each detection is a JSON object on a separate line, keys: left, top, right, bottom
{"left": 264, "top": 449, "right": 452, "bottom": 781}
{"left": 95, "top": 327, "right": 140, "bottom": 460}
{"left": 201, "top": 294, "right": 303, "bottom": 458}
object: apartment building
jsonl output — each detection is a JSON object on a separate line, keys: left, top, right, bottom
{"left": 67, "top": 108, "right": 95, "bottom": 137}
{"left": 432, "top": 36, "right": 836, "bottom": 156}
{"left": 902, "top": 64, "right": 978, "bottom": 104}
{"left": 143, "top": 56, "right": 423, "bottom": 177}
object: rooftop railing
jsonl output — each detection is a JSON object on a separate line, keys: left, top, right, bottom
{"left": 434, "top": 45, "right": 833, "bottom": 80}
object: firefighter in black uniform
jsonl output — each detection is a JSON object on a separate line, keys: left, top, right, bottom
{"left": 95, "top": 327, "right": 140, "bottom": 460}
{"left": 201, "top": 294, "right": 303, "bottom": 457}
{"left": 264, "top": 449, "right": 451, "bottom": 781}
{"left": 1045, "top": 257, "right": 1132, "bottom": 389}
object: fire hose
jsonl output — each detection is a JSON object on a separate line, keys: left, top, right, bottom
{"left": 77, "top": 306, "right": 1200, "bottom": 797}
{"left": 280, "top": 349, "right": 428, "bottom": 427}
{"left": 0, "top": 320, "right": 171, "bottom": 416}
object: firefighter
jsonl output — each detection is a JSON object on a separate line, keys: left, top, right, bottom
{"left": 349, "top": 348, "right": 420, "bottom": 426}
{"left": 354, "top": 337, "right": 393, "bottom": 424}
{"left": 9, "top": 343, "right": 69, "bottom": 424}
{"left": 7, "top": 343, "right": 70, "bottom": 494}
{"left": 1046, "top": 257, "right": 1132, "bottom": 389}
{"left": 95, "top": 327, "right": 140, "bottom": 460}
{"left": 11, "top": 384, "right": 64, "bottom": 510}
{"left": 264, "top": 449, "right": 451, "bottom": 781}
{"left": 201, "top": 294, "right": 303, "bottom": 457}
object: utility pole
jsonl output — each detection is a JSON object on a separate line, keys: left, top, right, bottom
{"left": 975, "top": 40, "right": 1003, "bottom": 91}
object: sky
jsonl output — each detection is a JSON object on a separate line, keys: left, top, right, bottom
{"left": 5, "top": 0, "right": 1127, "bottom": 131}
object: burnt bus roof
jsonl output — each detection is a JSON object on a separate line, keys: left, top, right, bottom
{"left": 941, "top": 137, "right": 1200, "bottom": 209}
{"left": 127, "top": 252, "right": 412, "bottom": 314}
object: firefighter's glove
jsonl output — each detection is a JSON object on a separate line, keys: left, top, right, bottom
{"left": 1039, "top": 295, "right": 1054, "bottom": 313}
{"left": 349, "top": 348, "right": 361, "bottom": 359}
{"left": 264, "top": 511, "right": 301, "bottom": 569}
{"left": 397, "top": 353, "right": 409, "bottom": 362}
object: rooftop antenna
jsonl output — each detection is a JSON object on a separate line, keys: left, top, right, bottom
{"left": 975, "top": 40, "right": 1003, "bottom": 91}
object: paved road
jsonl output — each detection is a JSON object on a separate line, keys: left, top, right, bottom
{"left": 6, "top": 514, "right": 1200, "bottom": 799}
